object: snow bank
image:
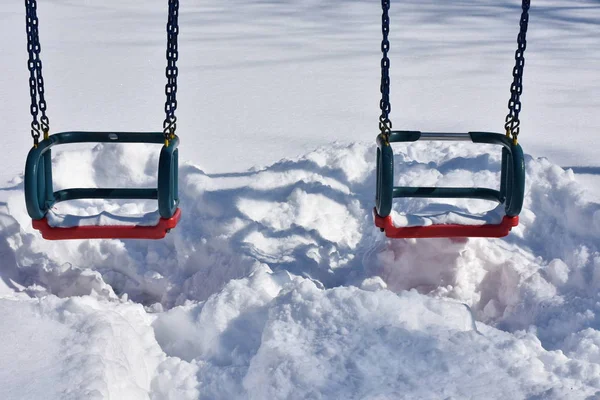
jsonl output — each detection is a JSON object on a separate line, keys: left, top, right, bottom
{"left": 0, "top": 295, "right": 166, "bottom": 400}
{"left": 153, "top": 267, "right": 600, "bottom": 399}
{"left": 1, "top": 140, "right": 599, "bottom": 398}
{"left": 2, "top": 0, "right": 600, "bottom": 396}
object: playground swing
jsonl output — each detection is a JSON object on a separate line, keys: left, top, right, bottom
{"left": 373, "top": 0, "right": 530, "bottom": 239}
{"left": 23, "top": 0, "right": 181, "bottom": 240}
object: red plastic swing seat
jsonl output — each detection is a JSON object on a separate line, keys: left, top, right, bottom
{"left": 373, "top": 208, "right": 518, "bottom": 239}
{"left": 32, "top": 208, "right": 181, "bottom": 240}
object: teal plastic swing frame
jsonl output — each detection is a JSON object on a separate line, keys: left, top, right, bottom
{"left": 374, "top": 131, "right": 525, "bottom": 238}
{"left": 24, "top": 131, "right": 180, "bottom": 240}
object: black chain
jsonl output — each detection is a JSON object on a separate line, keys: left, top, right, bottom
{"left": 163, "top": 0, "right": 179, "bottom": 142}
{"left": 504, "top": 0, "right": 530, "bottom": 142}
{"left": 25, "top": 0, "right": 49, "bottom": 147}
{"left": 379, "top": 0, "right": 392, "bottom": 141}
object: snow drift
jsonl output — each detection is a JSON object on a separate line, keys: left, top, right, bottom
{"left": 1, "top": 140, "right": 599, "bottom": 399}
{"left": 2, "top": 0, "right": 600, "bottom": 397}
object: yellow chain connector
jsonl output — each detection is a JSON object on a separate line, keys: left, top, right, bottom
{"left": 505, "top": 128, "right": 518, "bottom": 145}
{"left": 164, "top": 133, "right": 175, "bottom": 147}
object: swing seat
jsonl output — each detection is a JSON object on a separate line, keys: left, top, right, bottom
{"left": 374, "top": 212, "right": 519, "bottom": 239}
{"left": 32, "top": 209, "right": 181, "bottom": 240}
{"left": 374, "top": 131, "right": 525, "bottom": 239}
{"left": 24, "top": 131, "right": 180, "bottom": 240}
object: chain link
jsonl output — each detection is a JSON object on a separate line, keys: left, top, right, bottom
{"left": 25, "top": 0, "right": 180, "bottom": 145}
{"left": 379, "top": 0, "right": 392, "bottom": 141}
{"left": 25, "top": 0, "right": 49, "bottom": 147}
{"left": 163, "top": 0, "right": 179, "bottom": 141}
{"left": 504, "top": 0, "right": 530, "bottom": 142}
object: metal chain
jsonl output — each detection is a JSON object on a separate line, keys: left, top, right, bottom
{"left": 504, "top": 0, "right": 530, "bottom": 143}
{"left": 24, "top": 0, "right": 180, "bottom": 145}
{"left": 163, "top": 0, "right": 179, "bottom": 142}
{"left": 25, "top": 0, "right": 49, "bottom": 147}
{"left": 379, "top": 0, "right": 392, "bottom": 141}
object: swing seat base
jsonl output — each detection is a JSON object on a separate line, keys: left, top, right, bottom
{"left": 373, "top": 208, "right": 518, "bottom": 239}
{"left": 32, "top": 208, "right": 181, "bottom": 240}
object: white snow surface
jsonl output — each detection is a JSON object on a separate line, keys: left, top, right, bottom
{"left": 2, "top": 140, "right": 600, "bottom": 399}
{"left": 1, "top": 0, "right": 600, "bottom": 399}
{"left": 46, "top": 208, "right": 162, "bottom": 227}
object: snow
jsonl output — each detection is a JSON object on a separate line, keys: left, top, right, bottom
{"left": 46, "top": 208, "right": 162, "bottom": 227}
{"left": 1, "top": 0, "right": 600, "bottom": 399}
{"left": 0, "top": 296, "right": 167, "bottom": 400}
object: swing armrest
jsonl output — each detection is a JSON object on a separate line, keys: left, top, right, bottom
{"left": 386, "top": 130, "right": 516, "bottom": 149}
{"left": 375, "top": 130, "right": 525, "bottom": 219}
{"left": 25, "top": 131, "right": 179, "bottom": 220}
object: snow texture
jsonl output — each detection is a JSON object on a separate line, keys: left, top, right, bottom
{"left": 1, "top": 0, "right": 600, "bottom": 399}
{"left": 1, "top": 138, "right": 600, "bottom": 399}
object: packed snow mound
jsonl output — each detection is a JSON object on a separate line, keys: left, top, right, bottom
{"left": 0, "top": 294, "right": 196, "bottom": 400}
{"left": 0, "top": 141, "right": 599, "bottom": 399}
{"left": 154, "top": 267, "right": 600, "bottom": 399}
